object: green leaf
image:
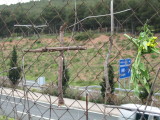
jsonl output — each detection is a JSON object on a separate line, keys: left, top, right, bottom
{"left": 139, "top": 32, "right": 146, "bottom": 40}
{"left": 151, "top": 48, "right": 160, "bottom": 54}
{"left": 145, "top": 84, "right": 150, "bottom": 93}
{"left": 143, "top": 41, "right": 148, "bottom": 50}
{"left": 124, "top": 34, "right": 138, "bottom": 47}
{"left": 142, "top": 69, "right": 150, "bottom": 80}
{"left": 124, "top": 34, "right": 131, "bottom": 39}
{"left": 143, "top": 77, "right": 147, "bottom": 84}
{"left": 139, "top": 63, "right": 145, "bottom": 71}
{"left": 134, "top": 85, "right": 139, "bottom": 96}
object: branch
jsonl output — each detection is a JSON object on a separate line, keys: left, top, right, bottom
{"left": 68, "top": 9, "right": 131, "bottom": 28}
{"left": 24, "top": 46, "right": 87, "bottom": 53}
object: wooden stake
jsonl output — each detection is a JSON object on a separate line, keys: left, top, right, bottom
{"left": 24, "top": 23, "right": 86, "bottom": 106}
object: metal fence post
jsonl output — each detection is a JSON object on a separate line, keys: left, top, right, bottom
{"left": 86, "top": 92, "right": 88, "bottom": 120}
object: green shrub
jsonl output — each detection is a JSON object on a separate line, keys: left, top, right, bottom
{"left": 89, "top": 94, "right": 104, "bottom": 104}
{"left": 42, "top": 84, "right": 58, "bottom": 96}
{"left": 64, "top": 88, "right": 82, "bottom": 100}
{"left": 74, "top": 32, "right": 89, "bottom": 41}
{"left": 6, "top": 37, "right": 13, "bottom": 42}
{"left": 31, "top": 88, "right": 40, "bottom": 93}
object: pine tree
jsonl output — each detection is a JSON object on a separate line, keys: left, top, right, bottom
{"left": 62, "top": 60, "right": 70, "bottom": 95}
{"left": 8, "top": 46, "right": 21, "bottom": 86}
{"left": 100, "top": 64, "right": 114, "bottom": 98}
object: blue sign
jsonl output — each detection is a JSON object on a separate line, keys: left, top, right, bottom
{"left": 119, "top": 58, "right": 131, "bottom": 79}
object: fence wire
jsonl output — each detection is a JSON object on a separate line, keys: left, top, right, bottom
{"left": 0, "top": 0, "right": 160, "bottom": 120}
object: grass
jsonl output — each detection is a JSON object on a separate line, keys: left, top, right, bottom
{"left": 0, "top": 32, "right": 159, "bottom": 88}
{"left": 0, "top": 116, "right": 14, "bottom": 120}
{"left": 151, "top": 54, "right": 159, "bottom": 59}
{"left": 70, "top": 79, "right": 100, "bottom": 86}
{"left": 74, "top": 30, "right": 100, "bottom": 41}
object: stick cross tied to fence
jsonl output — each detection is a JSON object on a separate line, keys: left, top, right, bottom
{"left": 24, "top": 23, "right": 86, "bottom": 105}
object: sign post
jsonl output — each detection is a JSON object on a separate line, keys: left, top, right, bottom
{"left": 119, "top": 58, "right": 131, "bottom": 88}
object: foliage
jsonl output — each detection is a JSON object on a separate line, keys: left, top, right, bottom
{"left": 62, "top": 60, "right": 70, "bottom": 95}
{"left": 64, "top": 88, "right": 82, "bottom": 100}
{"left": 124, "top": 24, "right": 160, "bottom": 96}
{"left": 89, "top": 94, "right": 104, "bottom": 104}
{"left": 8, "top": 46, "right": 21, "bottom": 86}
{"left": 151, "top": 54, "right": 158, "bottom": 59}
{"left": 100, "top": 64, "right": 115, "bottom": 98}
{"left": 42, "top": 85, "right": 58, "bottom": 96}
{"left": 74, "top": 32, "right": 90, "bottom": 41}
{"left": 138, "top": 85, "right": 150, "bottom": 103}
{"left": 0, "top": 0, "right": 160, "bottom": 37}
{"left": 0, "top": 116, "right": 14, "bottom": 120}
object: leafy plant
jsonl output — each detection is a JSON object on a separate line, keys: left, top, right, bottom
{"left": 8, "top": 46, "right": 21, "bottom": 86}
{"left": 138, "top": 85, "right": 150, "bottom": 104}
{"left": 124, "top": 24, "right": 160, "bottom": 96}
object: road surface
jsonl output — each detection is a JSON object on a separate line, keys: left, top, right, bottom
{"left": 0, "top": 94, "right": 119, "bottom": 120}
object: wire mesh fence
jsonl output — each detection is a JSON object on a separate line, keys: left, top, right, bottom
{"left": 0, "top": 0, "right": 160, "bottom": 120}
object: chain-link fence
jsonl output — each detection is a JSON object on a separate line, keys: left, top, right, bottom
{"left": 0, "top": 0, "right": 160, "bottom": 120}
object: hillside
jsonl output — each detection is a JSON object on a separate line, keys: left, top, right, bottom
{"left": 0, "top": 0, "right": 160, "bottom": 38}
{"left": 0, "top": 32, "right": 160, "bottom": 87}
{"left": 0, "top": 0, "right": 100, "bottom": 15}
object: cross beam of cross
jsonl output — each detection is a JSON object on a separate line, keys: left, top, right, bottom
{"left": 24, "top": 46, "right": 86, "bottom": 52}
{"left": 24, "top": 23, "right": 86, "bottom": 105}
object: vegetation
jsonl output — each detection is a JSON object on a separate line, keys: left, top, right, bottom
{"left": 100, "top": 64, "right": 115, "bottom": 98}
{"left": 0, "top": 0, "right": 160, "bottom": 37}
{"left": 0, "top": 116, "right": 14, "bottom": 120}
{"left": 8, "top": 46, "right": 21, "bottom": 86}
{"left": 138, "top": 84, "right": 151, "bottom": 104}
{"left": 124, "top": 24, "right": 160, "bottom": 98}
{"left": 62, "top": 60, "right": 70, "bottom": 95}
{"left": 74, "top": 32, "right": 90, "bottom": 41}
{"left": 0, "top": 32, "right": 159, "bottom": 88}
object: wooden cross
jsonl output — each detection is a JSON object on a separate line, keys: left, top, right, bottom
{"left": 24, "top": 23, "right": 86, "bottom": 105}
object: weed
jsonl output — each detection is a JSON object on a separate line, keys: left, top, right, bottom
{"left": 74, "top": 32, "right": 90, "bottom": 41}
{"left": 126, "top": 46, "right": 131, "bottom": 50}
{"left": 0, "top": 116, "right": 14, "bottom": 120}
{"left": 151, "top": 54, "right": 158, "bottom": 59}
{"left": 64, "top": 88, "right": 82, "bottom": 99}
{"left": 36, "top": 41, "right": 41, "bottom": 44}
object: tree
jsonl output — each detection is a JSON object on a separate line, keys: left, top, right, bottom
{"left": 41, "top": 6, "right": 66, "bottom": 33}
{"left": 8, "top": 46, "right": 21, "bottom": 86}
{"left": 100, "top": 64, "right": 114, "bottom": 100}
{"left": 62, "top": 59, "right": 70, "bottom": 95}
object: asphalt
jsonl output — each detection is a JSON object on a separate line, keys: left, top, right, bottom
{"left": 0, "top": 94, "right": 119, "bottom": 120}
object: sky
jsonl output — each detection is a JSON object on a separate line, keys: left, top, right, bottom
{"left": 0, "top": 0, "right": 40, "bottom": 5}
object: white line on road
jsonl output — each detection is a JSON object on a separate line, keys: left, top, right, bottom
{"left": 1, "top": 99, "right": 22, "bottom": 106}
{"left": 111, "top": 115, "right": 120, "bottom": 118}
{"left": 17, "top": 111, "right": 55, "bottom": 120}
{"left": 0, "top": 93, "right": 119, "bottom": 117}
